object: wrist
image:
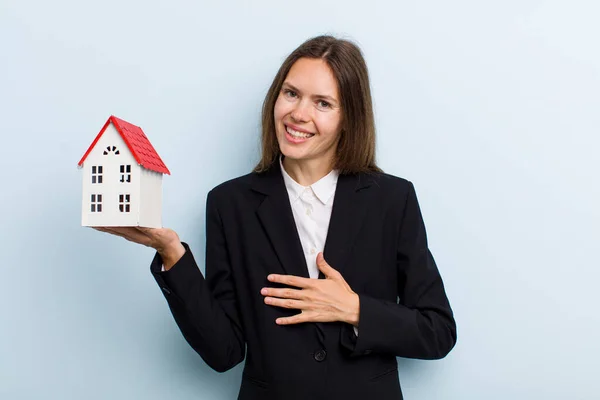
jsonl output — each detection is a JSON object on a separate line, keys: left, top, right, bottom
{"left": 343, "top": 293, "right": 360, "bottom": 327}
{"left": 158, "top": 241, "right": 185, "bottom": 271}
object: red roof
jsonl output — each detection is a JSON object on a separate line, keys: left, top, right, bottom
{"left": 78, "top": 115, "right": 170, "bottom": 175}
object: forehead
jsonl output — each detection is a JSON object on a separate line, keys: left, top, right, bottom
{"left": 284, "top": 58, "right": 339, "bottom": 97}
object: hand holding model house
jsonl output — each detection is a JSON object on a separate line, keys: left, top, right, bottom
{"left": 79, "top": 115, "right": 185, "bottom": 269}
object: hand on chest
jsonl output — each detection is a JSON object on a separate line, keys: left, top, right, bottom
{"left": 228, "top": 170, "right": 399, "bottom": 298}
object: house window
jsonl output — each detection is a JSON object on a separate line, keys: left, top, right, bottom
{"left": 92, "top": 166, "right": 103, "bottom": 184}
{"left": 103, "top": 145, "right": 120, "bottom": 155}
{"left": 120, "top": 165, "right": 131, "bottom": 183}
{"left": 91, "top": 194, "right": 103, "bottom": 212}
{"left": 119, "top": 194, "right": 131, "bottom": 212}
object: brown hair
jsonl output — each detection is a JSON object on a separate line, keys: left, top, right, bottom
{"left": 253, "top": 35, "right": 383, "bottom": 175}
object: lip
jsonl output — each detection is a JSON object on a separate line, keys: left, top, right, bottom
{"left": 283, "top": 124, "right": 315, "bottom": 144}
{"left": 285, "top": 123, "right": 313, "bottom": 134}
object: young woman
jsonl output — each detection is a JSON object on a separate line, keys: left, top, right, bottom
{"left": 97, "top": 35, "right": 456, "bottom": 400}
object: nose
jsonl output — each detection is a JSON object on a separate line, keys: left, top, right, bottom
{"left": 290, "top": 100, "right": 310, "bottom": 123}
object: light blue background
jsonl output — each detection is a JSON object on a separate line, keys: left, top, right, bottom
{"left": 1, "top": 1, "right": 598, "bottom": 399}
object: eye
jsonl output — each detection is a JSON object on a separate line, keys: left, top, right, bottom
{"left": 283, "top": 89, "right": 298, "bottom": 98}
{"left": 317, "top": 100, "right": 331, "bottom": 109}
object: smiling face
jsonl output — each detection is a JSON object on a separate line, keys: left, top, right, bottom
{"left": 274, "top": 57, "right": 343, "bottom": 168}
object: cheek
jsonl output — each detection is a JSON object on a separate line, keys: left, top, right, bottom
{"left": 315, "top": 114, "right": 342, "bottom": 139}
{"left": 273, "top": 97, "right": 289, "bottom": 122}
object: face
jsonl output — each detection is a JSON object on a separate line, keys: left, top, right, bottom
{"left": 274, "top": 57, "right": 342, "bottom": 167}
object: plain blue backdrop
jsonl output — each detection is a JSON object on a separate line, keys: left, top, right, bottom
{"left": 1, "top": 1, "right": 598, "bottom": 399}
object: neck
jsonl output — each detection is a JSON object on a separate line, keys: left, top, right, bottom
{"left": 282, "top": 155, "right": 334, "bottom": 186}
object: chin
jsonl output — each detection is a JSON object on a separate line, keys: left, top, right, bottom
{"left": 277, "top": 132, "right": 311, "bottom": 160}
{"left": 279, "top": 147, "right": 304, "bottom": 161}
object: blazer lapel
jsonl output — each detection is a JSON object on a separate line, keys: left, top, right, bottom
{"left": 318, "top": 171, "right": 374, "bottom": 348}
{"left": 251, "top": 164, "right": 375, "bottom": 280}
{"left": 252, "top": 165, "right": 309, "bottom": 278}
{"left": 252, "top": 164, "right": 376, "bottom": 350}
{"left": 321, "top": 172, "right": 374, "bottom": 279}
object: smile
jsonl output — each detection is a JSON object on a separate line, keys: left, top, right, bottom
{"left": 285, "top": 125, "right": 315, "bottom": 139}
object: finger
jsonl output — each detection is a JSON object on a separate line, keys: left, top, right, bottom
{"left": 276, "top": 311, "right": 314, "bottom": 325}
{"left": 277, "top": 309, "right": 339, "bottom": 324}
{"left": 97, "top": 226, "right": 137, "bottom": 236}
{"left": 264, "top": 297, "right": 309, "bottom": 310}
{"left": 94, "top": 226, "right": 122, "bottom": 235}
{"left": 135, "top": 226, "right": 157, "bottom": 235}
{"left": 120, "top": 229, "right": 154, "bottom": 246}
{"left": 267, "top": 274, "right": 312, "bottom": 288}
{"left": 276, "top": 314, "right": 304, "bottom": 325}
{"left": 96, "top": 227, "right": 127, "bottom": 236}
{"left": 98, "top": 227, "right": 153, "bottom": 247}
{"left": 316, "top": 253, "right": 341, "bottom": 279}
{"left": 135, "top": 227, "right": 177, "bottom": 248}
{"left": 261, "top": 287, "right": 304, "bottom": 300}
{"left": 133, "top": 227, "right": 159, "bottom": 242}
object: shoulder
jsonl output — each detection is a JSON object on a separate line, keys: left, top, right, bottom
{"left": 207, "top": 169, "right": 417, "bottom": 201}
{"left": 360, "top": 170, "right": 415, "bottom": 197}
{"left": 207, "top": 172, "right": 255, "bottom": 199}
{"left": 360, "top": 171, "right": 425, "bottom": 222}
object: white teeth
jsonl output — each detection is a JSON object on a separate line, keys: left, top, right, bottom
{"left": 286, "top": 125, "right": 314, "bottom": 138}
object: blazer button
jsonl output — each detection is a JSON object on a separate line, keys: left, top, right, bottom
{"left": 314, "top": 349, "right": 327, "bottom": 362}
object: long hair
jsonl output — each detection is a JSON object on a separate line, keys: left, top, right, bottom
{"left": 253, "top": 35, "right": 382, "bottom": 175}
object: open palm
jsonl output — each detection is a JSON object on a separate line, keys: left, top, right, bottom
{"left": 93, "top": 226, "right": 184, "bottom": 269}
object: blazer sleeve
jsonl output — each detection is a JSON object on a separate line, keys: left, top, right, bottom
{"left": 340, "top": 181, "right": 457, "bottom": 360}
{"left": 150, "top": 189, "right": 245, "bottom": 372}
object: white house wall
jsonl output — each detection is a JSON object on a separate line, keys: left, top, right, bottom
{"left": 139, "top": 168, "right": 163, "bottom": 228}
{"left": 81, "top": 123, "right": 141, "bottom": 227}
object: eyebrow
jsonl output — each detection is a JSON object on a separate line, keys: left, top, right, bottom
{"left": 282, "top": 82, "right": 339, "bottom": 105}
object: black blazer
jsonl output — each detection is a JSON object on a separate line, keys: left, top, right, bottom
{"left": 150, "top": 164, "right": 456, "bottom": 400}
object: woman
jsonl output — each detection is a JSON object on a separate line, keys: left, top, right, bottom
{"left": 97, "top": 35, "right": 456, "bottom": 400}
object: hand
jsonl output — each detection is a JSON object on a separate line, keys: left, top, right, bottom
{"left": 261, "top": 252, "right": 360, "bottom": 326}
{"left": 93, "top": 227, "right": 185, "bottom": 270}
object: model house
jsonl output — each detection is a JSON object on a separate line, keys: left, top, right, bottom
{"left": 78, "top": 115, "right": 170, "bottom": 228}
